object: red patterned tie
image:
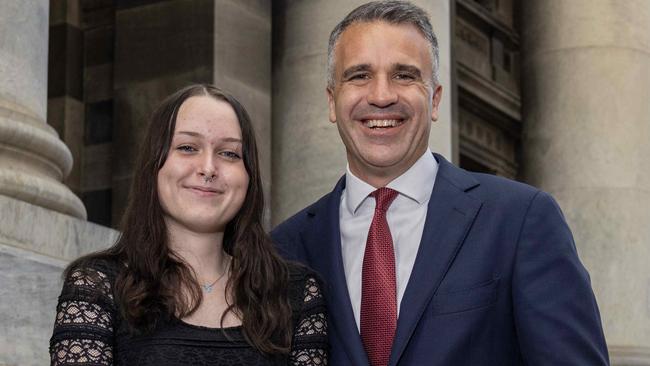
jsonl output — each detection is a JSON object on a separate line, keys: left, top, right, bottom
{"left": 360, "top": 187, "right": 399, "bottom": 366}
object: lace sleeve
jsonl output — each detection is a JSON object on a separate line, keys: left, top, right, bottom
{"left": 289, "top": 276, "right": 328, "bottom": 366}
{"left": 49, "top": 264, "right": 116, "bottom": 366}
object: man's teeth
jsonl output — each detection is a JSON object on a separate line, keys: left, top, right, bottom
{"left": 365, "top": 119, "right": 399, "bottom": 128}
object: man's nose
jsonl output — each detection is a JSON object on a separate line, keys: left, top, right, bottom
{"left": 367, "top": 76, "right": 398, "bottom": 107}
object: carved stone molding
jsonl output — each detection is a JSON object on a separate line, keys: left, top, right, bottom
{"left": 457, "top": 62, "right": 521, "bottom": 121}
{"left": 458, "top": 107, "right": 518, "bottom": 178}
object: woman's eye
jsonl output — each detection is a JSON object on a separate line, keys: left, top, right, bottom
{"left": 177, "top": 145, "right": 197, "bottom": 153}
{"left": 220, "top": 151, "right": 241, "bottom": 160}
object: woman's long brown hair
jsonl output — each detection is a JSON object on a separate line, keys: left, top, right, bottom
{"left": 65, "top": 84, "right": 291, "bottom": 354}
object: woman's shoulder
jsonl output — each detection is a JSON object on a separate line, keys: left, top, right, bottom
{"left": 62, "top": 255, "right": 123, "bottom": 300}
{"left": 67, "top": 255, "right": 121, "bottom": 279}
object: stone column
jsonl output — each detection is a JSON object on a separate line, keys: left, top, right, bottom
{"left": 0, "top": 1, "right": 86, "bottom": 219}
{"left": 272, "top": 0, "right": 452, "bottom": 224}
{"left": 0, "top": 2, "right": 118, "bottom": 365}
{"left": 521, "top": 1, "right": 650, "bottom": 364}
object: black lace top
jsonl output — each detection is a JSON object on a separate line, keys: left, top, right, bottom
{"left": 49, "top": 260, "right": 328, "bottom": 365}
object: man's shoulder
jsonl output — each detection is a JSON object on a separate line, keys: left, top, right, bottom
{"left": 272, "top": 187, "right": 337, "bottom": 243}
{"left": 272, "top": 188, "right": 340, "bottom": 261}
{"left": 441, "top": 164, "right": 543, "bottom": 212}
{"left": 435, "top": 153, "right": 539, "bottom": 202}
{"left": 458, "top": 170, "right": 574, "bottom": 225}
{"left": 273, "top": 184, "right": 340, "bottom": 234}
{"left": 469, "top": 171, "right": 538, "bottom": 197}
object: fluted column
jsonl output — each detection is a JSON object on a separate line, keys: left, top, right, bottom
{"left": 272, "top": 0, "right": 452, "bottom": 224}
{"left": 521, "top": 1, "right": 650, "bottom": 363}
{"left": 0, "top": 1, "right": 86, "bottom": 219}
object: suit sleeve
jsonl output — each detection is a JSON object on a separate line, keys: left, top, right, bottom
{"left": 512, "top": 191, "right": 609, "bottom": 365}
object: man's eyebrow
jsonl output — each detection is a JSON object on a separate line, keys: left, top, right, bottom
{"left": 394, "top": 64, "right": 422, "bottom": 78}
{"left": 342, "top": 64, "right": 372, "bottom": 80}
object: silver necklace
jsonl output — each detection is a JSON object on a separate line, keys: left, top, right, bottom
{"left": 201, "top": 258, "right": 230, "bottom": 293}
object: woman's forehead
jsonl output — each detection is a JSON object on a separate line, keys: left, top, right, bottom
{"left": 174, "top": 96, "right": 242, "bottom": 138}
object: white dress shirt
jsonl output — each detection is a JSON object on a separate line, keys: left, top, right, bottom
{"left": 339, "top": 149, "right": 438, "bottom": 331}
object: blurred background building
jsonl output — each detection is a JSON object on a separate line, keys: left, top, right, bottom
{"left": 0, "top": 0, "right": 648, "bottom": 364}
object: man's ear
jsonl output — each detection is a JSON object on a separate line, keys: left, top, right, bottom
{"left": 431, "top": 84, "right": 443, "bottom": 122}
{"left": 327, "top": 87, "right": 337, "bottom": 123}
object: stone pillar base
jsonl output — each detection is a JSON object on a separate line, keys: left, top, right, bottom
{"left": 0, "top": 195, "right": 118, "bottom": 365}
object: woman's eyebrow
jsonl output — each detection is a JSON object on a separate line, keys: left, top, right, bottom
{"left": 176, "top": 130, "right": 203, "bottom": 137}
{"left": 175, "top": 131, "right": 241, "bottom": 144}
{"left": 220, "top": 137, "right": 243, "bottom": 143}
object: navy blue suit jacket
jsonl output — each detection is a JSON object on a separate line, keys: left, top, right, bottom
{"left": 272, "top": 154, "right": 609, "bottom": 365}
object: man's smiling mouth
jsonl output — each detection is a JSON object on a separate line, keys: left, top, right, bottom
{"left": 363, "top": 119, "right": 404, "bottom": 128}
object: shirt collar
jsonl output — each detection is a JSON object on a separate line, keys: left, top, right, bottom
{"left": 343, "top": 148, "right": 438, "bottom": 215}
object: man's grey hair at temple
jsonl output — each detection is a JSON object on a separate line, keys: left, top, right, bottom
{"left": 326, "top": 0, "right": 440, "bottom": 89}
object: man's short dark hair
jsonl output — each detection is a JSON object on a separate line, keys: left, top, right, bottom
{"left": 327, "top": 0, "right": 440, "bottom": 89}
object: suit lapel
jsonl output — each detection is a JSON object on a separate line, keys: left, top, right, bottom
{"left": 389, "top": 154, "right": 483, "bottom": 366}
{"left": 302, "top": 177, "right": 369, "bottom": 365}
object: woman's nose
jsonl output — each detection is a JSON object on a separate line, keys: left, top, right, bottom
{"left": 198, "top": 152, "right": 217, "bottom": 181}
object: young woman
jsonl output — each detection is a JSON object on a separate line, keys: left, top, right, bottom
{"left": 49, "top": 85, "right": 328, "bottom": 365}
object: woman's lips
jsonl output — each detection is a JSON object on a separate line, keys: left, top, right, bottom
{"left": 186, "top": 186, "right": 223, "bottom": 196}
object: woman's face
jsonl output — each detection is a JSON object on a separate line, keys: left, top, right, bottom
{"left": 157, "top": 95, "right": 250, "bottom": 234}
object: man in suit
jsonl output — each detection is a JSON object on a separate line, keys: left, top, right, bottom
{"left": 272, "top": 1, "right": 609, "bottom": 365}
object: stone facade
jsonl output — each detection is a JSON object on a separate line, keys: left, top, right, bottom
{"left": 454, "top": 0, "right": 521, "bottom": 179}
{"left": 0, "top": 0, "right": 648, "bottom": 365}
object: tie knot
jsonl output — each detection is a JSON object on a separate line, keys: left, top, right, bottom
{"left": 371, "top": 187, "right": 398, "bottom": 212}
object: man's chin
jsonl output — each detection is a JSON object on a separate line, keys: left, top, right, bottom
{"left": 362, "top": 152, "right": 408, "bottom": 169}
{"left": 351, "top": 155, "right": 411, "bottom": 177}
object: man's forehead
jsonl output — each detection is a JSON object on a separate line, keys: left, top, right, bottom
{"left": 334, "top": 21, "right": 433, "bottom": 72}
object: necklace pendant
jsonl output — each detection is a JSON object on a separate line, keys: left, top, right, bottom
{"left": 202, "top": 284, "right": 213, "bottom": 293}
{"left": 200, "top": 257, "right": 230, "bottom": 294}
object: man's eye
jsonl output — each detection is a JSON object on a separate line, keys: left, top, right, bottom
{"left": 349, "top": 74, "right": 369, "bottom": 80}
{"left": 395, "top": 73, "right": 415, "bottom": 81}
{"left": 177, "top": 145, "right": 197, "bottom": 152}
